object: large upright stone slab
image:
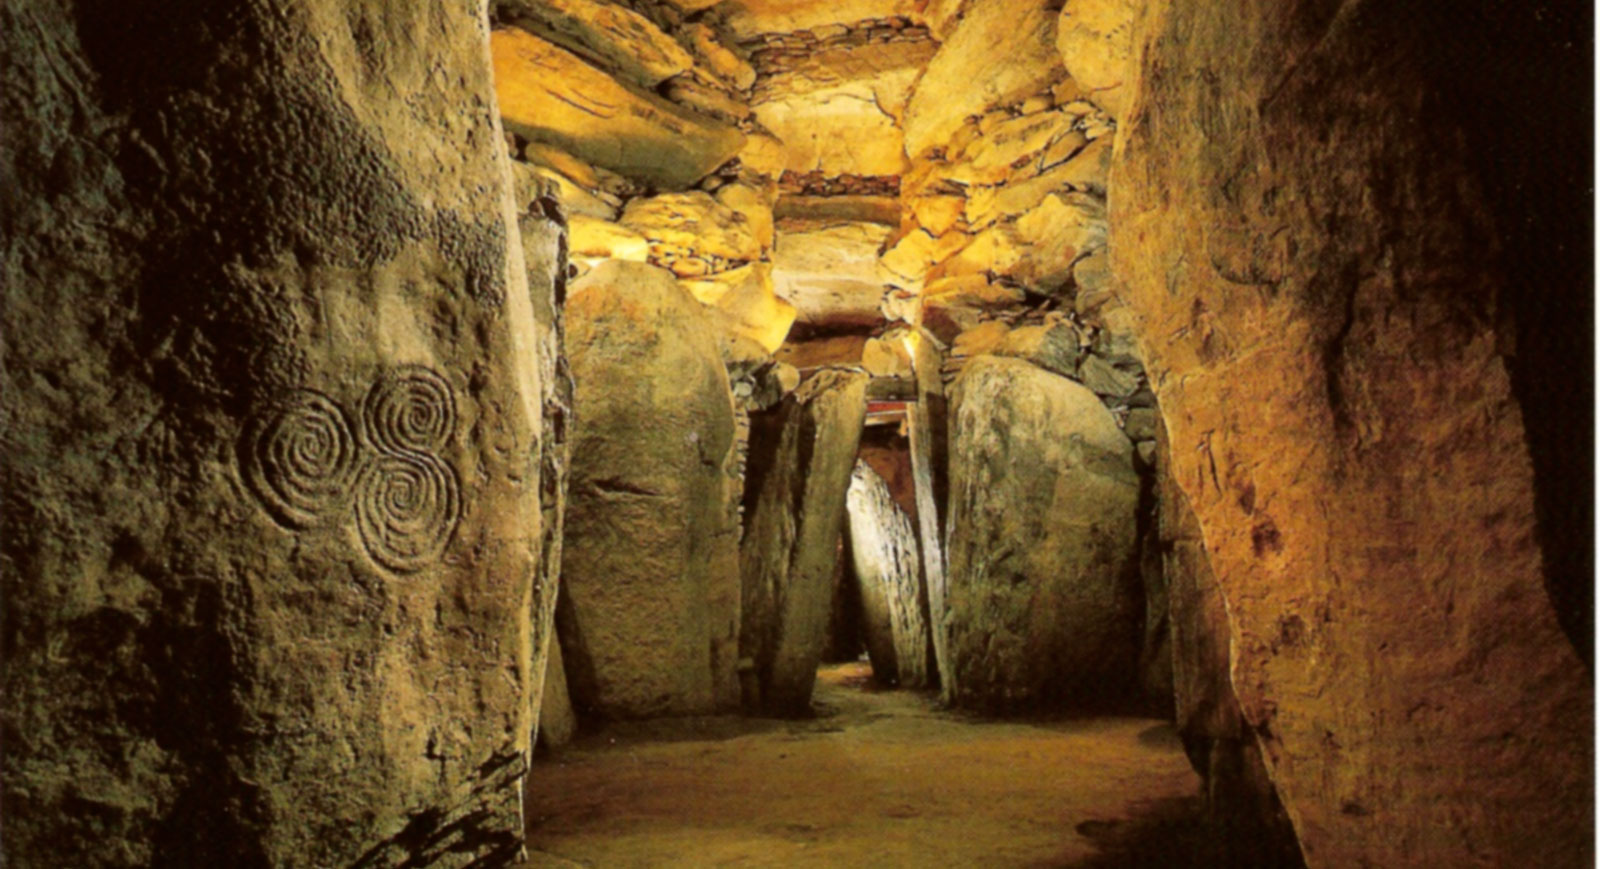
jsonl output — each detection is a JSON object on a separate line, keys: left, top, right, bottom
{"left": 740, "top": 369, "right": 869, "bottom": 715}
{"left": 944, "top": 356, "right": 1140, "bottom": 711}
{"left": 562, "top": 261, "right": 742, "bottom": 719}
{"left": 1113, "top": 1, "right": 1591, "bottom": 864}
{"left": 2, "top": 3, "right": 550, "bottom": 864}
{"left": 846, "top": 461, "right": 933, "bottom": 687}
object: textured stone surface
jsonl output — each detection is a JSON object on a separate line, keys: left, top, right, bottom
{"left": 846, "top": 461, "right": 932, "bottom": 687}
{"left": 496, "top": 0, "right": 695, "bottom": 88}
{"left": 1112, "top": 1, "right": 1592, "bottom": 864}
{"left": 944, "top": 357, "right": 1139, "bottom": 712}
{"left": 1054, "top": 0, "right": 1136, "bottom": 117}
{"left": 538, "top": 635, "right": 579, "bottom": 751}
{"left": 562, "top": 261, "right": 742, "bottom": 719}
{"left": 492, "top": 28, "right": 744, "bottom": 189}
{"left": 1, "top": 2, "right": 549, "bottom": 863}
{"left": 771, "top": 222, "right": 898, "bottom": 327}
{"left": 740, "top": 370, "right": 869, "bottom": 715}
{"left": 902, "top": 0, "right": 1064, "bottom": 158}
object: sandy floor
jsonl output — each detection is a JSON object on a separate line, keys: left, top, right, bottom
{"left": 520, "top": 662, "right": 1209, "bottom": 868}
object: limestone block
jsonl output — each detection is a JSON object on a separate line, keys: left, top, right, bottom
{"left": 847, "top": 462, "right": 934, "bottom": 687}
{"left": 903, "top": 0, "right": 1066, "bottom": 158}
{"left": 948, "top": 110, "right": 1076, "bottom": 185}
{"left": 568, "top": 214, "right": 651, "bottom": 265}
{"left": 685, "top": 23, "right": 758, "bottom": 91}
{"left": 563, "top": 261, "right": 742, "bottom": 719}
{"left": 994, "top": 321, "right": 1083, "bottom": 378}
{"left": 3, "top": 3, "right": 552, "bottom": 861}
{"left": 1055, "top": 0, "right": 1136, "bottom": 118}
{"left": 862, "top": 336, "right": 915, "bottom": 377}
{"left": 621, "top": 191, "right": 762, "bottom": 264}
{"left": 752, "top": 72, "right": 915, "bottom": 177}
{"left": 881, "top": 227, "right": 972, "bottom": 283}
{"left": 776, "top": 195, "right": 903, "bottom": 226}
{"left": 909, "top": 195, "right": 968, "bottom": 236}
{"left": 740, "top": 129, "right": 790, "bottom": 179}
{"left": 715, "top": 181, "right": 777, "bottom": 255}
{"left": 951, "top": 320, "right": 1012, "bottom": 359}
{"left": 493, "top": 29, "right": 745, "bottom": 189}
{"left": 965, "top": 140, "right": 1112, "bottom": 228}
{"left": 663, "top": 75, "right": 752, "bottom": 122}
{"left": 722, "top": 0, "right": 925, "bottom": 38}
{"left": 945, "top": 357, "right": 1140, "bottom": 711}
{"left": 713, "top": 264, "right": 799, "bottom": 353}
{"left": 498, "top": 0, "right": 695, "bottom": 88}
{"left": 772, "top": 222, "right": 899, "bottom": 327}
{"left": 740, "top": 370, "right": 870, "bottom": 715}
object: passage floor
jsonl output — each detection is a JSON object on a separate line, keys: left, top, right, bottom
{"left": 521, "top": 662, "right": 1213, "bottom": 867}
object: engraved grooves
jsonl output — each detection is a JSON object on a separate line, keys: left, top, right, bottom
{"left": 354, "top": 453, "right": 462, "bottom": 573}
{"left": 240, "top": 367, "right": 464, "bottom": 574}
{"left": 242, "top": 390, "right": 360, "bottom": 528}
{"left": 363, "top": 365, "right": 456, "bottom": 455}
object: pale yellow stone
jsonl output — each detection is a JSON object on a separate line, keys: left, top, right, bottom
{"left": 685, "top": 23, "right": 757, "bottom": 91}
{"left": 773, "top": 222, "right": 898, "bottom": 325}
{"left": 714, "top": 264, "right": 798, "bottom": 352}
{"left": 568, "top": 215, "right": 651, "bottom": 263}
{"left": 882, "top": 228, "right": 974, "bottom": 282}
{"left": 493, "top": 29, "right": 745, "bottom": 189}
{"left": 951, "top": 320, "right": 1012, "bottom": 358}
{"left": 715, "top": 182, "right": 777, "bottom": 254}
{"left": 903, "top": 0, "right": 1065, "bottom": 158}
{"left": 681, "top": 263, "right": 764, "bottom": 306}
{"left": 663, "top": 76, "right": 752, "bottom": 122}
{"left": 621, "top": 191, "right": 761, "bottom": 263}
{"left": 740, "top": 129, "right": 789, "bottom": 179}
{"left": 863, "top": 335, "right": 915, "bottom": 377}
{"left": 948, "top": 110, "right": 1076, "bottom": 185}
{"left": 498, "top": 0, "right": 694, "bottom": 88}
{"left": 1055, "top": 0, "right": 1137, "bottom": 118}
{"left": 775, "top": 195, "right": 901, "bottom": 226}
{"left": 965, "top": 136, "right": 1112, "bottom": 228}
{"left": 721, "top": 0, "right": 924, "bottom": 38}
{"left": 753, "top": 84, "right": 912, "bottom": 176}
{"left": 910, "top": 195, "right": 968, "bottom": 236}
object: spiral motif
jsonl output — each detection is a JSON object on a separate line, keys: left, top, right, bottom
{"left": 362, "top": 366, "right": 457, "bottom": 456}
{"left": 241, "top": 390, "right": 361, "bottom": 529}
{"left": 353, "top": 452, "right": 462, "bottom": 573}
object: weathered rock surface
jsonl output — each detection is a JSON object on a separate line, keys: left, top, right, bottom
{"left": 944, "top": 357, "right": 1140, "bottom": 711}
{"left": 740, "top": 370, "right": 870, "bottom": 715}
{"left": 538, "top": 635, "right": 579, "bottom": 751}
{"left": 1112, "top": 1, "right": 1592, "bottom": 864}
{"left": 771, "top": 222, "right": 898, "bottom": 328}
{"left": 496, "top": 0, "right": 695, "bottom": 89}
{"left": 902, "top": 0, "right": 1065, "bottom": 158}
{"left": 2, "top": 2, "right": 550, "bottom": 863}
{"left": 847, "top": 462, "right": 932, "bottom": 687}
{"left": 562, "top": 261, "right": 742, "bottom": 719}
{"left": 1054, "top": 0, "right": 1135, "bottom": 117}
{"left": 621, "top": 191, "right": 763, "bottom": 273}
{"left": 492, "top": 28, "right": 744, "bottom": 189}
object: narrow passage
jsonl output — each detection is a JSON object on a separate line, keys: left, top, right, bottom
{"left": 523, "top": 662, "right": 1206, "bottom": 868}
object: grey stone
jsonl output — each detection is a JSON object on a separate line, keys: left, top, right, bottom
{"left": 847, "top": 461, "right": 933, "bottom": 688}
{"left": 944, "top": 357, "right": 1141, "bottom": 711}
{"left": 740, "top": 369, "right": 870, "bottom": 715}
{"left": 1077, "top": 353, "right": 1140, "bottom": 398}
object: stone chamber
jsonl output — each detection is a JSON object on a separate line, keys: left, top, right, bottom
{"left": 1, "top": 0, "right": 1592, "bottom": 866}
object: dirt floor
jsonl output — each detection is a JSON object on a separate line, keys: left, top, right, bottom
{"left": 520, "top": 662, "right": 1214, "bottom": 868}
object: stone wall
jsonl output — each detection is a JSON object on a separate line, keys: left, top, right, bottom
{"left": 1, "top": 1, "right": 550, "bottom": 863}
{"left": 1110, "top": 0, "right": 1592, "bottom": 864}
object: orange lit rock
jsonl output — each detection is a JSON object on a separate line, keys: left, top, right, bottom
{"left": 1112, "top": 1, "right": 1592, "bottom": 864}
{"left": 492, "top": 29, "right": 744, "bottom": 189}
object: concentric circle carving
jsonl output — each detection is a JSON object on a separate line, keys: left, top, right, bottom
{"left": 353, "top": 452, "right": 462, "bottom": 573}
{"left": 362, "top": 365, "right": 457, "bottom": 456}
{"left": 241, "top": 390, "right": 361, "bottom": 528}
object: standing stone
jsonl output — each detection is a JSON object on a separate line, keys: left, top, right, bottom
{"left": 1114, "top": 1, "right": 1591, "bottom": 863}
{"left": 945, "top": 356, "right": 1140, "bottom": 712}
{"left": 1162, "top": 426, "right": 1302, "bottom": 866}
{"left": 846, "top": 461, "right": 933, "bottom": 688}
{"left": 537, "top": 634, "right": 579, "bottom": 751}
{"left": 562, "top": 260, "right": 742, "bottom": 718}
{"left": 2, "top": 3, "right": 549, "bottom": 864}
{"left": 740, "top": 369, "right": 869, "bottom": 715}
{"left": 905, "top": 327, "right": 953, "bottom": 698}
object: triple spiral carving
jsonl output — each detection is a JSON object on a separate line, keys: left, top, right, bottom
{"left": 241, "top": 367, "right": 462, "bottom": 573}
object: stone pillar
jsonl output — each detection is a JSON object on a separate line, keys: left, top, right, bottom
{"left": 1, "top": 1, "right": 550, "bottom": 863}
{"left": 944, "top": 356, "right": 1141, "bottom": 711}
{"left": 1113, "top": 1, "right": 1592, "bottom": 863}
{"left": 561, "top": 260, "right": 742, "bottom": 719}
{"left": 740, "top": 369, "right": 870, "bottom": 715}
{"left": 904, "top": 328, "right": 954, "bottom": 696}
{"left": 846, "top": 461, "right": 934, "bottom": 688}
